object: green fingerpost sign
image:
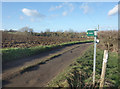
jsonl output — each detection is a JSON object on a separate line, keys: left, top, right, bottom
{"left": 87, "top": 30, "right": 94, "bottom": 36}
{"left": 87, "top": 26, "right": 99, "bottom": 85}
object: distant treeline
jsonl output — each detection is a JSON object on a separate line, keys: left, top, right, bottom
{"left": 2, "top": 27, "right": 87, "bottom": 38}
{"left": 32, "top": 32, "right": 87, "bottom": 38}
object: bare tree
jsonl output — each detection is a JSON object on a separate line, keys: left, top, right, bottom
{"left": 19, "top": 27, "right": 34, "bottom": 34}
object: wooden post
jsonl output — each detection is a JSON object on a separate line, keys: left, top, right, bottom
{"left": 99, "top": 50, "right": 108, "bottom": 89}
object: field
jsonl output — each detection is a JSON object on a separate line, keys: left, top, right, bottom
{"left": 2, "top": 30, "right": 118, "bottom": 53}
{"left": 2, "top": 31, "right": 91, "bottom": 48}
{"left": 2, "top": 31, "right": 93, "bottom": 63}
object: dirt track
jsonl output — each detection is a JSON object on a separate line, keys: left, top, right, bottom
{"left": 3, "top": 43, "right": 92, "bottom": 87}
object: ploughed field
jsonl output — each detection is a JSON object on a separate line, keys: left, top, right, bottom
{"left": 2, "top": 32, "right": 92, "bottom": 48}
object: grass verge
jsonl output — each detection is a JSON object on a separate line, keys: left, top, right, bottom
{"left": 47, "top": 45, "right": 118, "bottom": 88}
{"left": 2, "top": 40, "right": 93, "bottom": 63}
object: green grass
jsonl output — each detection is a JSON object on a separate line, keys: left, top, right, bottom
{"left": 2, "top": 40, "right": 93, "bottom": 63}
{"left": 47, "top": 45, "right": 118, "bottom": 88}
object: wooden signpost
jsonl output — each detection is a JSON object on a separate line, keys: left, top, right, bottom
{"left": 99, "top": 50, "right": 108, "bottom": 89}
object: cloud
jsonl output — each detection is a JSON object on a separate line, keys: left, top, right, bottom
{"left": 20, "top": 16, "right": 24, "bottom": 20}
{"left": 68, "top": 3, "right": 74, "bottom": 12}
{"left": 49, "top": 4, "right": 63, "bottom": 11}
{"left": 62, "top": 3, "right": 74, "bottom": 16}
{"left": 22, "top": 8, "right": 45, "bottom": 22}
{"left": 49, "top": 2, "right": 74, "bottom": 16}
{"left": 108, "top": 4, "right": 120, "bottom": 16}
{"left": 22, "top": 8, "right": 45, "bottom": 18}
{"left": 80, "top": 3, "right": 90, "bottom": 14}
{"left": 62, "top": 11, "right": 68, "bottom": 16}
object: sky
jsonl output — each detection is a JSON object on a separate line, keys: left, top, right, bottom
{"left": 2, "top": 2, "right": 119, "bottom": 32}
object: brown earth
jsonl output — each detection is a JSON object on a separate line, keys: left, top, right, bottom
{"left": 2, "top": 43, "right": 92, "bottom": 87}
{"left": 2, "top": 31, "right": 91, "bottom": 48}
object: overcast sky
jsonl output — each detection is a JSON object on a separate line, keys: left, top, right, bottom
{"left": 2, "top": 2, "right": 118, "bottom": 32}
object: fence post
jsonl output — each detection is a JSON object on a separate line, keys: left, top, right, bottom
{"left": 99, "top": 50, "right": 108, "bottom": 89}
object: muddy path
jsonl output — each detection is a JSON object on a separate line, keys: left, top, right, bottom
{"left": 3, "top": 43, "right": 92, "bottom": 87}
